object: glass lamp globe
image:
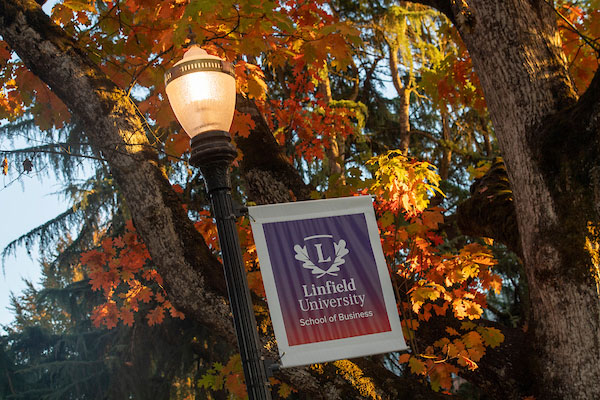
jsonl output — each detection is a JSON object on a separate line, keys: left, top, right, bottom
{"left": 164, "top": 46, "right": 236, "bottom": 138}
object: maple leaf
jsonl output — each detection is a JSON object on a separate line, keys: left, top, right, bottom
{"left": 172, "top": 184, "right": 184, "bottom": 194}
{"left": 91, "top": 301, "right": 119, "bottom": 329}
{"left": 477, "top": 327, "right": 505, "bottom": 348}
{"left": 462, "top": 331, "right": 483, "bottom": 349}
{"left": 169, "top": 307, "right": 185, "bottom": 320}
{"left": 277, "top": 382, "right": 294, "bottom": 398}
{"left": 410, "top": 283, "right": 443, "bottom": 312}
{"left": 136, "top": 286, "right": 153, "bottom": 303}
{"left": 429, "top": 363, "right": 457, "bottom": 392}
{"left": 81, "top": 250, "right": 107, "bottom": 269}
{"left": 247, "top": 270, "right": 266, "bottom": 297}
{"left": 398, "top": 353, "right": 411, "bottom": 364}
{"left": 231, "top": 110, "right": 256, "bottom": 138}
{"left": 155, "top": 291, "right": 165, "bottom": 303}
{"left": 422, "top": 209, "right": 444, "bottom": 229}
{"left": 0, "top": 40, "right": 10, "bottom": 60}
{"left": 1, "top": 157, "right": 7, "bottom": 175}
{"left": 433, "top": 302, "right": 449, "bottom": 316}
{"left": 165, "top": 130, "right": 190, "bottom": 159}
{"left": 446, "top": 327, "right": 460, "bottom": 336}
{"left": 120, "top": 307, "right": 134, "bottom": 326}
{"left": 408, "top": 356, "right": 426, "bottom": 375}
{"left": 147, "top": 305, "right": 165, "bottom": 326}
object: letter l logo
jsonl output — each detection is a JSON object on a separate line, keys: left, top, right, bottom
{"left": 314, "top": 243, "right": 331, "bottom": 263}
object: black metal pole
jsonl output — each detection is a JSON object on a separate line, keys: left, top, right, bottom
{"left": 190, "top": 131, "right": 272, "bottom": 400}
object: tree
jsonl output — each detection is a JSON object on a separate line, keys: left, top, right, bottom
{"left": 1, "top": 0, "right": 599, "bottom": 399}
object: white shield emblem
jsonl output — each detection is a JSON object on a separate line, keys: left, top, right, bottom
{"left": 293, "top": 234, "right": 349, "bottom": 278}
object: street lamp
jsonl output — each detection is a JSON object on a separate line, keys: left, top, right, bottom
{"left": 165, "top": 46, "right": 272, "bottom": 400}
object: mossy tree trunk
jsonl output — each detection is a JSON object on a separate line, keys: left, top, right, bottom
{"left": 418, "top": 0, "right": 600, "bottom": 398}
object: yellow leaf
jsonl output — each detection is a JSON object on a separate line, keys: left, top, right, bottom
{"left": 277, "top": 382, "right": 294, "bottom": 398}
{"left": 408, "top": 356, "right": 426, "bottom": 375}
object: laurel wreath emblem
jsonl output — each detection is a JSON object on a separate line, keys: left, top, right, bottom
{"left": 293, "top": 240, "right": 349, "bottom": 278}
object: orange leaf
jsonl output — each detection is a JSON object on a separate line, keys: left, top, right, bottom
{"left": 398, "top": 353, "right": 411, "bottom": 364}
{"left": 165, "top": 130, "right": 190, "bottom": 158}
{"left": 120, "top": 307, "right": 134, "bottom": 326}
{"left": 80, "top": 250, "right": 107, "bottom": 269}
{"left": 462, "top": 331, "right": 483, "bottom": 348}
{"left": 446, "top": 327, "right": 459, "bottom": 336}
{"left": 147, "top": 305, "right": 165, "bottom": 326}
{"left": 231, "top": 110, "right": 256, "bottom": 138}
{"left": 422, "top": 209, "right": 444, "bottom": 229}
{"left": 136, "top": 286, "right": 153, "bottom": 303}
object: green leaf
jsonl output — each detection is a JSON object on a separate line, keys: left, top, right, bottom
{"left": 477, "top": 327, "right": 505, "bottom": 348}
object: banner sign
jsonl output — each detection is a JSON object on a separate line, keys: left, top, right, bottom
{"left": 249, "top": 196, "right": 407, "bottom": 367}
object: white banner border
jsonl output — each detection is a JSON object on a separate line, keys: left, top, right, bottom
{"left": 249, "top": 196, "right": 407, "bottom": 367}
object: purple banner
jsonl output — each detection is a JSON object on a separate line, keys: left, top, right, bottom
{"left": 262, "top": 213, "right": 391, "bottom": 346}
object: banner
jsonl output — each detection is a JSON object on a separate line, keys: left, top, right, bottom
{"left": 249, "top": 196, "right": 407, "bottom": 367}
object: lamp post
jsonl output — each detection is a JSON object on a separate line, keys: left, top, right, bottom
{"left": 165, "top": 46, "right": 272, "bottom": 400}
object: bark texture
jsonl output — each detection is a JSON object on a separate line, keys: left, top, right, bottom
{"left": 422, "top": 0, "right": 600, "bottom": 398}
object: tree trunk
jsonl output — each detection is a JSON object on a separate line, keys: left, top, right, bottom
{"left": 319, "top": 70, "right": 346, "bottom": 179}
{"left": 388, "top": 43, "right": 411, "bottom": 154}
{"left": 421, "top": 0, "right": 600, "bottom": 398}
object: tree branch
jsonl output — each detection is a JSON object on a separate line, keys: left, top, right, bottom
{"left": 457, "top": 159, "right": 521, "bottom": 256}
{"left": 234, "top": 95, "right": 313, "bottom": 204}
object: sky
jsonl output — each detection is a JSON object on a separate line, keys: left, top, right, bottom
{"left": 0, "top": 171, "right": 65, "bottom": 330}
{"left": 0, "top": 0, "right": 65, "bottom": 333}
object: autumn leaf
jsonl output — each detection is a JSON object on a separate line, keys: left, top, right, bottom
{"left": 120, "top": 307, "right": 134, "bottom": 326}
{"left": 136, "top": 286, "right": 153, "bottom": 303}
{"left": 446, "top": 327, "right": 460, "bottom": 336}
{"left": 462, "top": 330, "right": 482, "bottom": 345}
{"left": 231, "top": 110, "right": 256, "bottom": 138}
{"left": 408, "top": 356, "right": 426, "bottom": 375}
{"left": 422, "top": 209, "right": 444, "bottom": 229}
{"left": 477, "top": 327, "right": 505, "bottom": 348}
{"left": 80, "top": 250, "right": 108, "bottom": 269}
{"left": 147, "top": 305, "right": 165, "bottom": 326}
{"left": 398, "top": 353, "right": 411, "bottom": 364}
{"left": 277, "top": 382, "right": 294, "bottom": 398}
{"left": 165, "top": 130, "right": 190, "bottom": 158}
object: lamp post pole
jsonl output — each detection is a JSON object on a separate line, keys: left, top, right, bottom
{"left": 164, "top": 47, "right": 272, "bottom": 400}
{"left": 190, "top": 132, "right": 272, "bottom": 400}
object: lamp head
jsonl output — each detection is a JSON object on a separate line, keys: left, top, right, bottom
{"left": 164, "top": 46, "right": 236, "bottom": 138}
